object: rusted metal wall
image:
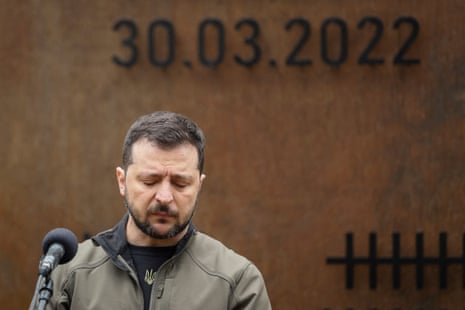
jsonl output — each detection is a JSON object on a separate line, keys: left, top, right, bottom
{"left": 1, "top": 1, "right": 465, "bottom": 309}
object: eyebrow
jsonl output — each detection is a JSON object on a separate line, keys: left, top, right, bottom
{"left": 171, "top": 174, "right": 194, "bottom": 183}
{"left": 138, "top": 172, "right": 193, "bottom": 181}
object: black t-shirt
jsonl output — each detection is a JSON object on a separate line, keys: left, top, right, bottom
{"left": 128, "top": 244, "right": 176, "bottom": 310}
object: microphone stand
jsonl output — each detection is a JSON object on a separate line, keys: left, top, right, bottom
{"left": 29, "top": 273, "right": 54, "bottom": 310}
{"left": 37, "top": 276, "right": 53, "bottom": 310}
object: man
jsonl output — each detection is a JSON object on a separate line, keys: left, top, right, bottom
{"left": 48, "top": 111, "right": 272, "bottom": 310}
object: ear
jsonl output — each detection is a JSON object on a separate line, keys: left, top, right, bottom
{"left": 116, "top": 167, "right": 126, "bottom": 196}
{"left": 199, "top": 173, "right": 206, "bottom": 190}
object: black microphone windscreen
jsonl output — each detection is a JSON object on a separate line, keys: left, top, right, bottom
{"left": 42, "top": 228, "right": 79, "bottom": 264}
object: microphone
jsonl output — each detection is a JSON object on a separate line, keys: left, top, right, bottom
{"left": 38, "top": 228, "right": 78, "bottom": 276}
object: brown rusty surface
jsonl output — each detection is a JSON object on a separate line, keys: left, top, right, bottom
{"left": 1, "top": 1, "right": 465, "bottom": 309}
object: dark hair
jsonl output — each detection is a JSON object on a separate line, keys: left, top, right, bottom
{"left": 122, "top": 111, "right": 206, "bottom": 173}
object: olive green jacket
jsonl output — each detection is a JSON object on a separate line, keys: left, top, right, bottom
{"left": 47, "top": 214, "right": 272, "bottom": 310}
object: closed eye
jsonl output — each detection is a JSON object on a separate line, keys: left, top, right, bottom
{"left": 139, "top": 176, "right": 162, "bottom": 186}
{"left": 143, "top": 181, "right": 156, "bottom": 186}
{"left": 173, "top": 182, "right": 188, "bottom": 188}
{"left": 171, "top": 175, "right": 193, "bottom": 189}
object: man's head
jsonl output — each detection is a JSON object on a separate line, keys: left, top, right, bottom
{"left": 121, "top": 111, "right": 206, "bottom": 174}
{"left": 116, "top": 111, "right": 206, "bottom": 246}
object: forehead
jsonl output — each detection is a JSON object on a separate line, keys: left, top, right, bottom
{"left": 130, "top": 138, "right": 199, "bottom": 171}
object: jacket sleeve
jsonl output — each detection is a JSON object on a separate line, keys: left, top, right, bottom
{"left": 45, "top": 265, "right": 71, "bottom": 310}
{"left": 230, "top": 263, "right": 272, "bottom": 310}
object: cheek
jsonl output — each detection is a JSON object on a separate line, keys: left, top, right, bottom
{"left": 127, "top": 184, "right": 156, "bottom": 204}
{"left": 176, "top": 189, "right": 200, "bottom": 207}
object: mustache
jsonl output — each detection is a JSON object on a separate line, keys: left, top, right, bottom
{"left": 147, "top": 204, "right": 178, "bottom": 217}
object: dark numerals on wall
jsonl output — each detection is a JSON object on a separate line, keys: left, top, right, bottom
{"left": 112, "top": 16, "right": 421, "bottom": 68}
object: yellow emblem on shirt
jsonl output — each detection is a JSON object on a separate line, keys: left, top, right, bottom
{"left": 144, "top": 269, "right": 156, "bottom": 285}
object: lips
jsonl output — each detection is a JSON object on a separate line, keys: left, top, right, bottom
{"left": 154, "top": 211, "right": 172, "bottom": 218}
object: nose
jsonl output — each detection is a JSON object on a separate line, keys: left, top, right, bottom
{"left": 155, "top": 180, "right": 174, "bottom": 205}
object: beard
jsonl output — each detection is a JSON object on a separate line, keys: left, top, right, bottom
{"left": 124, "top": 198, "right": 197, "bottom": 240}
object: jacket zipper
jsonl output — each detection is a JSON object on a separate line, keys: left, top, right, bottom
{"left": 117, "top": 254, "right": 145, "bottom": 310}
{"left": 150, "top": 234, "right": 195, "bottom": 305}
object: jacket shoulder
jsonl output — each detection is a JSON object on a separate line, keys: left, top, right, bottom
{"left": 53, "top": 238, "right": 110, "bottom": 279}
{"left": 185, "top": 232, "right": 253, "bottom": 281}
{"left": 67, "top": 239, "right": 109, "bottom": 268}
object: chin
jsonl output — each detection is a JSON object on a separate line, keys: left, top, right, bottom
{"left": 148, "top": 225, "right": 179, "bottom": 240}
